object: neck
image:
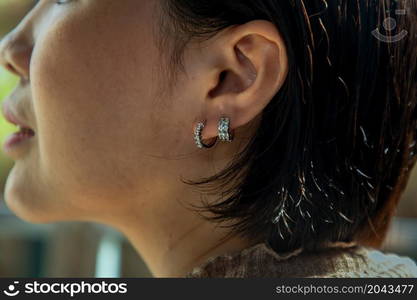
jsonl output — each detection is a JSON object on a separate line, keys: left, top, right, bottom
{"left": 115, "top": 214, "right": 255, "bottom": 277}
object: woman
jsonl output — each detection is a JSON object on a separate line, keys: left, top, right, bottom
{"left": 0, "top": 0, "right": 416, "bottom": 278}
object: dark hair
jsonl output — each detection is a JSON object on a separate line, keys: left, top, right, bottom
{"left": 157, "top": 0, "right": 417, "bottom": 253}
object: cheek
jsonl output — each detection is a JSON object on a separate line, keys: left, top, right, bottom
{"left": 29, "top": 14, "right": 164, "bottom": 198}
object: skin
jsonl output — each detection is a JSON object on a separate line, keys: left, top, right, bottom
{"left": 0, "top": 0, "right": 288, "bottom": 277}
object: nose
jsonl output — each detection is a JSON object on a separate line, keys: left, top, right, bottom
{"left": 0, "top": 28, "right": 33, "bottom": 80}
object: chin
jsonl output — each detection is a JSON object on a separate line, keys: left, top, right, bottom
{"left": 3, "top": 193, "right": 50, "bottom": 225}
{"left": 3, "top": 164, "right": 47, "bottom": 224}
{"left": 3, "top": 171, "right": 54, "bottom": 224}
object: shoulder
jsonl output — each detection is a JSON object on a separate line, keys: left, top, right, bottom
{"left": 185, "top": 242, "right": 417, "bottom": 278}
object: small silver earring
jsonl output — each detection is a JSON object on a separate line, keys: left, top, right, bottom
{"left": 194, "top": 121, "right": 217, "bottom": 149}
{"left": 218, "top": 117, "right": 234, "bottom": 142}
{"left": 194, "top": 117, "right": 234, "bottom": 149}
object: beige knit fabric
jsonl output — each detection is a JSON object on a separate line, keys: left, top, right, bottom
{"left": 184, "top": 242, "right": 417, "bottom": 278}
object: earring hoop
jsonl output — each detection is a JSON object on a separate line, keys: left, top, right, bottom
{"left": 194, "top": 121, "right": 218, "bottom": 149}
{"left": 218, "top": 117, "right": 234, "bottom": 142}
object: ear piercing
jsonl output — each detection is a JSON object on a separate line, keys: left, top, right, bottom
{"left": 218, "top": 117, "right": 234, "bottom": 142}
{"left": 194, "top": 117, "right": 234, "bottom": 149}
{"left": 194, "top": 121, "right": 217, "bottom": 149}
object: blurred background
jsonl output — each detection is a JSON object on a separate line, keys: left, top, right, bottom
{"left": 0, "top": 0, "right": 416, "bottom": 278}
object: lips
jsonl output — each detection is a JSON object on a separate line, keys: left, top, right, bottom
{"left": 1, "top": 101, "right": 35, "bottom": 136}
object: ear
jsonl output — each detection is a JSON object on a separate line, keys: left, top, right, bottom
{"left": 192, "top": 20, "right": 288, "bottom": 141}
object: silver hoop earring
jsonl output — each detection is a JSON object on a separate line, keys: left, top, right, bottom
{"left": 194, "top": 121, "right": 217, "bottom": 149}
{"left": 218, "top": 117, "right": 234, "bottom": 142}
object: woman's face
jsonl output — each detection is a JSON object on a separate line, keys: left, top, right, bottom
{"left": 0, "top": 0, "right": 206, "bottom": 224}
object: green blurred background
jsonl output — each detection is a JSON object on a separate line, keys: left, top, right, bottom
{"left": 0, "top": 0, "right": 27, "bottom": 193}
{"left": 0, "top": 0, "right": 415, "bottom": 278}
{"left": 0, "top": 66, "right": 16, "bottom": 190}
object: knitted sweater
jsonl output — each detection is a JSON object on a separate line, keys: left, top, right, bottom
{"left": 184, "top": 242, "right": 417, "bottom": 278}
